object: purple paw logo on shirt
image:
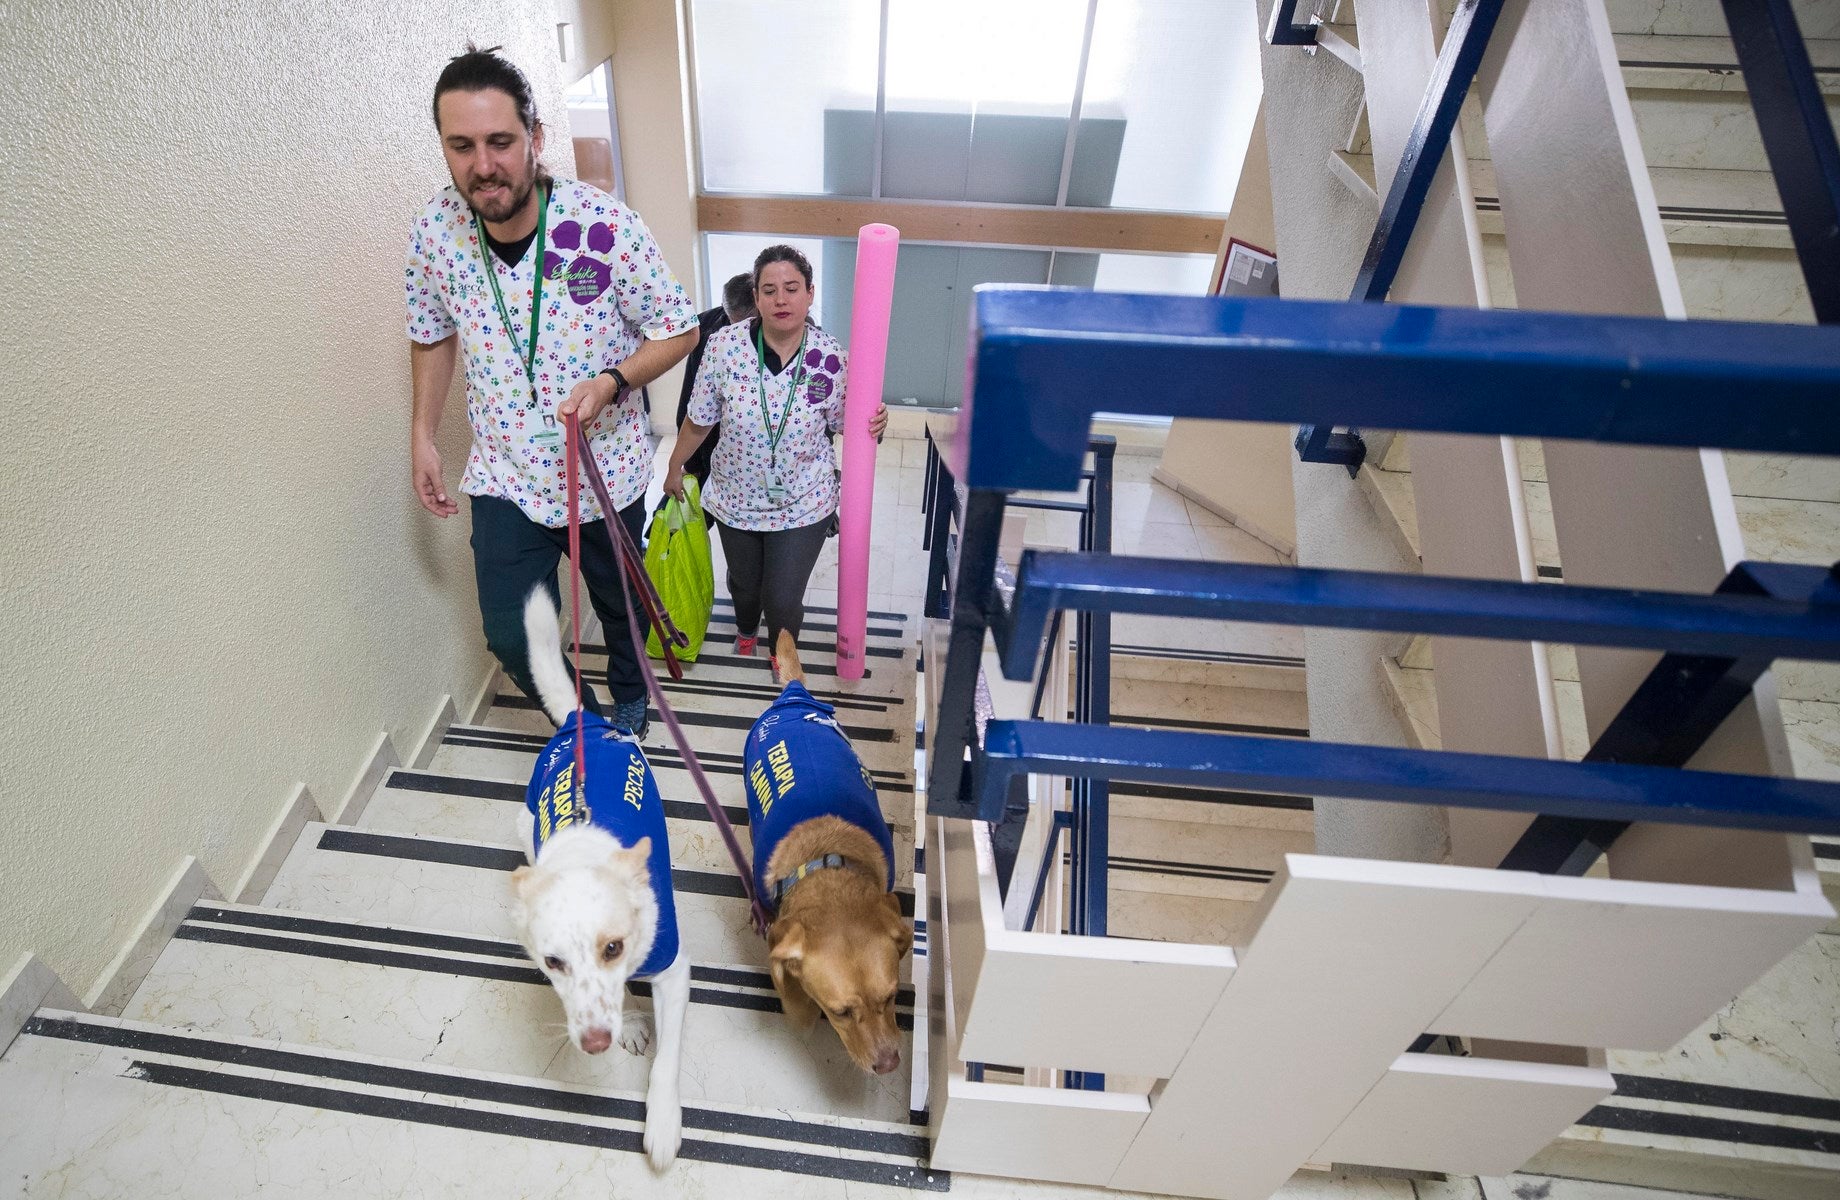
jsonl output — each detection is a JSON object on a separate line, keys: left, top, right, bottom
{"left": 803, "top": 348, "right": 842, "bottom": 404}
{"left": 547, "top": 220, "right": 616, "bottom": 304}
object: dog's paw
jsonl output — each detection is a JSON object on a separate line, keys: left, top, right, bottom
{"left": 644, "top": 1096, "right": 682, "bottom": 1171}
{"left": 619, "top": 1013, "right": 655, "bottom": 1057}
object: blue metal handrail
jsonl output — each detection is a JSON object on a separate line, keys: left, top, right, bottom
{"left": 922, "top": 427, "right": 1117, "bottom": 939}
{"left": 1267, "top": 0, "right": 1323, "bottom": 47}
{"left": 929, "top": 286, "right": 1840, "bottom": 861}
{"left": 974, "top": 722, "right": 1840, "bottom": 837}
{"left": 1295, "top": 0, "right": 1511, "bottom": 471}
{"left": 1719, "top": 0, "right": 1840, "bottom": 323}
{"left": 999, "top": 555, "right": 1840, "bottom": 682}
{"left": 958, "top": 290, "right": 1840, "bottom": 493}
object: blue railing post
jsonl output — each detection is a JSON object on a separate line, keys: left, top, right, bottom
{"left": 1297, "top": 0, "right": 1510, "bottom": 474}
{"left": 926, "top": 490, "right": 1009, "bottom": 820}
{"left": 1718, "top": 0, "right": 1840, "bottom": 324}
{"left": 1267, "top": 0, "right": 1323, "bottom": 47}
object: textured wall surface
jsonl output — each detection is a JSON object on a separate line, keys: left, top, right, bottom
{"left": 0, "top": 0, "right": 591, "bottom": 993}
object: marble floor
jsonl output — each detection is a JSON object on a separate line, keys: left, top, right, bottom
{"left": 2, "top": 426, "right": 1830, "bottom": 1199}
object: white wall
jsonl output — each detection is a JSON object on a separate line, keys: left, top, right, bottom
{"left": 0, "top": 0, "right": 597, "bottom": 993}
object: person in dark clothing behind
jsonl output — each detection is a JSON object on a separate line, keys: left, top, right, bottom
{"left": 673, "top": 272, "right": 756, "bottom": 488}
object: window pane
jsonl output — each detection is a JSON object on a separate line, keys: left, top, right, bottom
{"left": 1091, "top": 251, "right": 1216, "bottom": 295}
{"left": 883, "top": 0, "right": 1085, "bottom": 203}
{"left": 1082, "top": 0, "right": 1262, "bottom": 212}
{"left": 691, "top": 1, "right": 880, "bottom": 194}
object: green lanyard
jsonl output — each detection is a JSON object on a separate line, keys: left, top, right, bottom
{"left": 753, "top": 322, "right": 807, "bottom": 471}
{"left": 476, "top": 184, "right": 552, "bottom": 387}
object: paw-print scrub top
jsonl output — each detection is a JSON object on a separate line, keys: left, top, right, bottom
{"left": 404, "top": 178, "right": 697, "bottom": 528}
{"left": 686, "top": 320, "right": 848, "bottom": 533}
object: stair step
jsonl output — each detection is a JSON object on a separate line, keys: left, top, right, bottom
{"left": 121, "top": 902, "right": 914, "bottom": 1125}
{"left": 1109, "top": 676, "right": 1309, "bottom": 740}
{"left": 1613, "top": 32, "right": 1840, "bottom": 92}
{"left": 1102, "top": 892, "right": 1263, "bottom": 948}
{"left": 354, "top": 767, "right": 916, "bottom": 884}
{"left": 1, "top": 1010, "right": 942, "bottom": 1192}
{"left": 1606, "top": 0, "right": 1839, "bottom": 42}
{"left": 263, "top": 822, "right": 925, "bottom": 962}
{"left": 1534, "top": 929, "right": 1840, "bottom": 1200}
{"left": 1097, "top": 817, "right": 1311, "bottom": 903}
{"left": 1332, "top": 153, "right": 1800, "bottom": 248}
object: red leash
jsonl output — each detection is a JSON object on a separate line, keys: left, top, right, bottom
{"left": 565, "top": 414, "right": 773, "bottom": 937}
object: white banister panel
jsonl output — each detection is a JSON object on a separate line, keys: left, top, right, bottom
{"left": 1314, "top": 1050, "right": 1615, "bottom": 1176}
{"left": 1110, "top": 855, "right": 1545, "bottom": 1200}
{"left": 1432, "top": 867, "right": 1833, "bottom": 1050}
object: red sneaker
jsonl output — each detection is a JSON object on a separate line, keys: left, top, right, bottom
{"left": 735, "top": 635, "right": 758, "bottom": 657}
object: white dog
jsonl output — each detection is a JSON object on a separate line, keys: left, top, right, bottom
{"left": 512, "top": 588, "right": 690, "bottom": 1170}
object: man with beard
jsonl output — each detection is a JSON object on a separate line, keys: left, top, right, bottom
{"left": 406, "top": 46, "right": 697, "bottom": 738}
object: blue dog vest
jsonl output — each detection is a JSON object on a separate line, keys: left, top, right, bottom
{"left": 743, "top": 681, "right": 895, "bottom": 908}
{"left": 526, "top": 713, "right": 679, "bottom": 978}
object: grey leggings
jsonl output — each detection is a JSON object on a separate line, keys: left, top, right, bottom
{"left": 716, "top": 516, "right": 831, "bottom": 643}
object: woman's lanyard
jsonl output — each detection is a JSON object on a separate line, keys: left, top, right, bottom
{"left": 476, "top": 185, "right": 560, "bottom": 449}
{"left": 754, "top": 322, "right": 806, "bottom": 504}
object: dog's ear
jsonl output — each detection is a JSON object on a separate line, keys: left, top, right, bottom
{"left": 621, "top": 836, "right": 652, "bottom": 867}
{"left": 881, "top": 895, "right": 914, "bottom": 959}
{"left": 768, "top": 919, "right": 805, "bottom": 971}
{"left": 510, "top": 865, "right": 535, "bottom": 901}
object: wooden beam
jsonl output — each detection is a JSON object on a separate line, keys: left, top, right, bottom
{"left": 697, "top": 194, "right": 1225, "bottom": 255}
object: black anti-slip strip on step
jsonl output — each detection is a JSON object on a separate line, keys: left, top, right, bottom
{"left": 706, "top": 614, "right": 907, "bottom": 640}
{"left": 1106, "top": 855, "right": 1275, "bottom": 883}
{"left": 388, "top": 771, "right": 524, "bottom": 802}
{"left": 313, "top": 828, "right": 916, "bottom": 915}
{"left": 444, "top": 727, "right": 551, "bottom": 748}
{"left": 187, "top": 904, "right": 525, "bottom": 960}
{"left": 580, "top": 648, "right": 882, "bottom": 679}
{"left": 175, "top": 923, "right": 549, "bottom": 985}
{"left": 1109, "top": 713, "right": 1308, "bottom": 738}
{"left": 1577, "top": 1102, "right": 1839, "bottom": 1155}
{"left": 1066, "top": 854, "right": 1274, "bottom": 884}
{"left": 126, "top": 1062, "right": 946, "bottom": 1188}
{"left": 1812, "top": 841, "right": 1839, "bottom": 861}
{"left": 574, "top": 670, "right": 902, "bottom": 711}
{"left": 1610, "top": 1073, "right": 1840, "bottom": 1124}
{"left": 26, "top": 1016, "right": 935, "bottom": 1167}
{"left": 1109, "top": 782, "right": 1314, "bottom": 811}
{"left": 713, "top": 599, "right": 908, "bottom": 623}
{"left": 1109, "top": 644, "right": 1304, "bottom": 667}
{"left": 493, "top": 695, "right": 899, "bottom": 743}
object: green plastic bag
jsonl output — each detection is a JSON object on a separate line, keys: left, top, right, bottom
{"left": 645, "top": 475, "right": 715, "bottom": 663}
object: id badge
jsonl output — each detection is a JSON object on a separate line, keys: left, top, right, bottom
{"left": 766, "top": 475, "right": 787, "bottom": 505}
{"left": 531, "top": 415, "right": 562, "bottom": 452}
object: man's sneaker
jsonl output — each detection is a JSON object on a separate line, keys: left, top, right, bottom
{"left": 735, "top": 634, "right": 758, "bottom": 657}
{"left": 613, "top": 696, "right": 649, "bottom": 740}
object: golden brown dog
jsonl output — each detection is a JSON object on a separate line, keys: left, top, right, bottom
{"left": 758, "top": 630, "right": 912, "bottom": 1075}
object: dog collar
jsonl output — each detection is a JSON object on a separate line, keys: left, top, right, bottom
{"left": 770, "top": 853, "right": 874, "bottom": 907}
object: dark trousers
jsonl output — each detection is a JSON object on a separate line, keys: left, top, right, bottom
{"left": 715, "top": 517, "right": 831, "bottom": 644}
{"left": 470, "top": 494, "right": 649, "bottom": 713}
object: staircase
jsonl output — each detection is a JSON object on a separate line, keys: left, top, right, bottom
{"left": 0, "top": 608, "right": 949, "bottom": 1194}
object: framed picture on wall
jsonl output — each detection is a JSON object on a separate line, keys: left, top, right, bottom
{"left": 1213, "top": 237, "right": 1279, "bottom": 299}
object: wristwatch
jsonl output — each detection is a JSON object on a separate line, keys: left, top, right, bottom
{"left": 600, "top": 366, "right": 630, "bottom": 395}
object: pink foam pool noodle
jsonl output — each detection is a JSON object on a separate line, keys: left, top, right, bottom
{"left": 836, "top": 223, "right": 900, "bottom": 680}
